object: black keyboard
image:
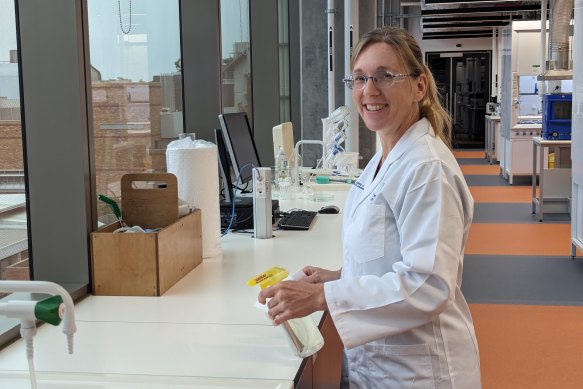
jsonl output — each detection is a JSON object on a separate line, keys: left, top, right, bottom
{"left": 278, "top": 210, "right": 317, "bottom": 230}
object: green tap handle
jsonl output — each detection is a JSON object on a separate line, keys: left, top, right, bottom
{"left": 35, "top": 295, "right": 64, "bottom": 326}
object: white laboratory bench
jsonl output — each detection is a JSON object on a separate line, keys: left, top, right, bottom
{"left": 504, "top": 122, "right": 542, "bottom": 184}
{"left": 531, "top": 137, "right": 572, "bottom": 222}
{"left": 0, "top": 192, "right": 347, "bottom": 388}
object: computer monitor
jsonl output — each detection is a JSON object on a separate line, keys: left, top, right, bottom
{"left": 218, "top": 112, "right": 262, "bottom": 186}
{"left": 214, "top": 128, "right": 235, "bottom": 202}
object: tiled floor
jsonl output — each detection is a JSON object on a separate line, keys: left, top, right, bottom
{"left": 458, "top": 150, "right": 583, "bottom": 389}
{"left": 469, "top": 186, "right": 533, "bottom": 203}
{"left": 471, "top": 304, "right": 583, "bottom": 389}
{"left": 467, "top": 223, "right": 573, "bottom": 256}
{"left": 460, "top": 164, "right": 502, "bottom": 175}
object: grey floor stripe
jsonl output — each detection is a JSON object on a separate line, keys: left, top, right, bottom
{"left": 473, "top": 203, "right": 570, "bottom": 224}
{"left": 465, "top": 174, "right": 509, "bottom": 186}
{"left": 465, "top": 174, "right": 534, "bottom": 186}
{"left": 462, "top": 255, "right": 583, "bottom": 306}
{"left": 457, "top": 158, "right": 490, "bottom": 165}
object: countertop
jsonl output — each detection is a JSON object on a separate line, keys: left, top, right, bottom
{"left": 0, "top": 192, "right": 347, "bottom": 388}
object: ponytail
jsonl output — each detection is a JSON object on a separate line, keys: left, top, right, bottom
{"left": 419, "top": 64, "right": 452, "bottom": 147}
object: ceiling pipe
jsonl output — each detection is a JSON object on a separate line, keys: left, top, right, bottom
{"left": 423, "top": 15, "right": 523, "bottom": 23}
{"left": 421, "top": 4, "right": 540, "bottom": 16}
{"left": 550, "top": 0, "right": 573, "bottom": 70}
{"left": 538, "top": 0, "right": 574, "bottom": 80}
{"left": 425, "top": 0, "right": 537, "bottom": 3}
{"left": 539, "top": 0, "right": 547, "bottom": 94}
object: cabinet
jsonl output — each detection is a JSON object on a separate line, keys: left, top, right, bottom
{"left": 295, "top": 312, "right": 343, "bottom": 389}
{"left": 506, "top": 123, "right": 541, "bottom": 184}
{"left": 531, "top": 137, "right": 572, "bottom": 221}
{"left": 511, "top": 138, "right": 535, "bottom": 175}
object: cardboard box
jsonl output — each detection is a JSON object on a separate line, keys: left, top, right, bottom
{"left": 91, "top": 209, "right": 202, "bottom": 296}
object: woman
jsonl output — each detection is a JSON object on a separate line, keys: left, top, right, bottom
{"left": 259, "top": 26, "right": 481, "bottom": 388}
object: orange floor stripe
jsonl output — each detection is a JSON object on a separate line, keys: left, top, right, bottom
{"left": 466, "top": 223, "right": 581, "bottom": 256}
{"left": 453, "top": 150, "right": 485, "bottom": 159}
{"left": 460, "top": 164, "right": 501, "bottom": 175}
{"left": 470, "top": 186, "right": 533, "bottom": 203}
{"left": 470, "top": 304, "right": 583, "bottom": 389}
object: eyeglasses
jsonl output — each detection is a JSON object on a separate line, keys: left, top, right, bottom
{"left": 343, "top": 70, "right": 414, "bottom": 90}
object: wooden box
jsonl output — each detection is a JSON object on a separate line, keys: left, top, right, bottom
{"left": 90, "top": 209, "right": 202, "bottom": 296}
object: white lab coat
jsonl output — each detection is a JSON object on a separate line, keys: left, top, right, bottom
{"left": 324, "top": 118, "right": 481, "bottom": 388}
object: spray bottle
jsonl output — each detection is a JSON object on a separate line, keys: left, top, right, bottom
{"left": 275, "top": 146, "right": 289, "bottom": 184}
{"left": 247, "top": 267, "right": 324, "bottom": 358}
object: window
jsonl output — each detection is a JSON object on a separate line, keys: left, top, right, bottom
{"left": 0, "top": 0, "right": 30, "bottom": 340}
{"left": 220, "top": 0, "right": 252, "bottom": 119}
{"left": 0, "top": 0, "right": 29, "bottom": 284}
{"left": 87, "top": 0, "right": 183, "bottom": 223}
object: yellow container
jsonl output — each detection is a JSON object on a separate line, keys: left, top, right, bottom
{"left": 548, "top": 152, "right": 555, "bottom": 169}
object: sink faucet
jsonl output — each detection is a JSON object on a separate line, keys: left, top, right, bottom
{"left": 0, "top": 281, "right": 76, "bottom": 360}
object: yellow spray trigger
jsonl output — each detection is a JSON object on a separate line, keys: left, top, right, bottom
{"left": 247, "top": 267, "right": 289, "bottom": 289}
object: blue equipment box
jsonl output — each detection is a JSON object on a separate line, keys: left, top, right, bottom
{"left": 542, "top": 93, "right": 572, "bottom": 140}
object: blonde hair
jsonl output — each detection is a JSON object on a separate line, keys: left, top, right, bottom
{"left": 351, "top": 26, "right": 452, "bottom": 146}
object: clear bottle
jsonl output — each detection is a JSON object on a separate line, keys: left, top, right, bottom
{"left": 247, "top": 267, "right": 325, "bottom": 358}
{"left": 275, "top": 146, "right": 289, "bottom": 184}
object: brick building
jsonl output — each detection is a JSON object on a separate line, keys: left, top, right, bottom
{"left": 0, "top": 76, "right": 176, "bottom": 280}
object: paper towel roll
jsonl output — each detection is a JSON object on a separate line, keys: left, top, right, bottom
{"left": 166, "top": 139, "right": 221, "bottom": 258}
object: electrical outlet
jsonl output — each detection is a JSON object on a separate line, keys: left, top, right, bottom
{"left": 254, "top": 170, "right": 267, "bottom": 198}
{"left": 253, "top": 167, "right": 272, "bottom": 239}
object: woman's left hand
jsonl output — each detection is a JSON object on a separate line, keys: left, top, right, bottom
{"left": 258, "top": 281, "right": 327, "bottom": 325}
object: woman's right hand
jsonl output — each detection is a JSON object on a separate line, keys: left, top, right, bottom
{"left": 302, "top": 266, "right": 341, "bottom": 284}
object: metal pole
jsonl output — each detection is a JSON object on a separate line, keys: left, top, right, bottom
{"left": 492, "top": 27, "right": 497, "bottom": 99}
{"left": 344, "top": 0, "right": 359, "bottom": 153}
{"left": 327, "top": 0, "right": 335, "bottom": 114}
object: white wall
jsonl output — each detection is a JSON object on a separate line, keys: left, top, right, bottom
{"left": 511, "top": 21, "right": 546, "bottom": 76}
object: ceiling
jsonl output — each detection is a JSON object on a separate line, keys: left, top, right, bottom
{"left": 413, "top": 0, "right": 545, "bottom": 40}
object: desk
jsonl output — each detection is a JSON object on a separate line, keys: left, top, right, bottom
{"left": 531, "top": 137, "right": 572, "bottom": 221}
{"left": 0, "top": 193, "right": 346, "bottom": 388}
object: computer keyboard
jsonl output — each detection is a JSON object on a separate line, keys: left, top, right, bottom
{"left": 278, "top": 210, "right": 317, "bottom": 230}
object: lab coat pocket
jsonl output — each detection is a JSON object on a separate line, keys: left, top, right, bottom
{"left": 359, "top": 343, "right": 435, "bottom": 389}
{"left": 352, "top": 203, "right": 385, "bottom": 264}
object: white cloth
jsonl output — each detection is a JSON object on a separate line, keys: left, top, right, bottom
{"left": 324, "top": 118, "right": 481, "bottom": 388}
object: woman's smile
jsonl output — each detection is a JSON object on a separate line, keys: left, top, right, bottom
{"left": 364, "top": 104, "right": 388, "bottom": 112}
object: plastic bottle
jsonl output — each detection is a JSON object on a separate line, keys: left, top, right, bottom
{"left": 247, "top": 267, "right": 325, "bottom": 358}
{"left": 275, "top": 146, "right": 289, "bottom": 184}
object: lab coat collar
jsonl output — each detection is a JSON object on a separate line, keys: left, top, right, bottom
{"left": 347, "top": 118, "right": 432, "bottom": 217}
{"left": 384, "top": 118, "right": 432, "bottom": 167}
